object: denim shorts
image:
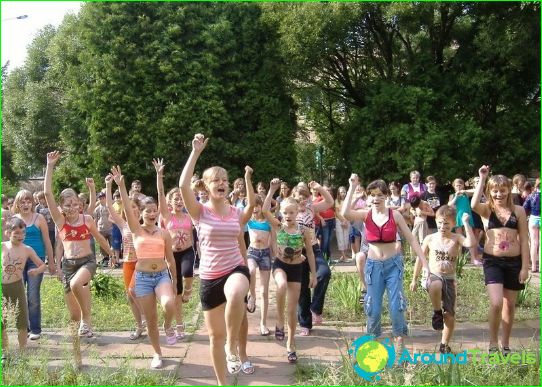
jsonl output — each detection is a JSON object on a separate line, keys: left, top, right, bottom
{"left": 247, "top": 247, "right": 272, "bottom": 271}
{"left": 133, "top": 269, "right": 172, "bottom": 298}
{"left": 529, "top": 215, "right": 540, "bottom": 228}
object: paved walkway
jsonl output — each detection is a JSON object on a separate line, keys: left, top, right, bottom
{"left": 8, "top": 261, "right": 540, "bottom": 385}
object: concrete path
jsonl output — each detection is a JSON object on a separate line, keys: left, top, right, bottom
{"left": 9, "top": 260, "right": 540, "bottom": 385}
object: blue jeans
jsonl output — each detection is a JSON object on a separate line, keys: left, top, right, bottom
{"left": 298, "top": 244, "right": 331, "bottom": 329}
{"left": 364, "top": 254, "right": 408, "bottom": 337}
{"left": 23, "top": 258, "right": 45, "bottom": 334}
{"left": 320, "top": 218, "right": 335, "bottom": 259}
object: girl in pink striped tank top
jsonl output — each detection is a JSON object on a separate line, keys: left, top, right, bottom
{"left": 179, "top": 134, "right": 256, "bottom": 384}
{"left": 154, "top": 158, "right": 196, "bottom": 341}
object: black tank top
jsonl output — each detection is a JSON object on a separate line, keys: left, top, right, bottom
{"left": 487, "top": 210, "right": 518, "bottom": 230}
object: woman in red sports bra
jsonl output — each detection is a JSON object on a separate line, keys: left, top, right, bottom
{"left": 44, "top": 151, "right": 112, "bottom": 341}
{"left": 471, "top": 165, "right": 529, "bottom": 355}
{"left": 112, "top": 165, "right": 177, "bottom": 370}
{"left": 341, "top": 174, "right": 429, "bottom": 349}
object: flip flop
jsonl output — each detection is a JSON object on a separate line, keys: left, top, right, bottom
{"left": 260, "top": 326, "right": 270, "bottom": 336}
{"left": 287, "top": 351, "right": 298, "bottom": 364}
{"left": 275, "top": 326, "right": 285, "bottom": 341}
{"left": 241, "top": 360, "right": 255, "bottom": 375}
{"left": 246, "top": 295, "right": 256, "bottom": 313}
{"left": 299, "top": 327, "right": 310, "bottom": 336}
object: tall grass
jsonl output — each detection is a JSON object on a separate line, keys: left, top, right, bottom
{"left": 40, "top": 274, "right": 201, "bottom": 332}
{"left": 295, "top": 350, "right": 540, "bottom": 386}
{"left": 324, "top": 266, "right": 539, "bottom": 325}
{"left": 2, "top": 347, "right": 177, "bottom": 385}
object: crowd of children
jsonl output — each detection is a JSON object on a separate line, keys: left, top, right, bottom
{"left": 1, "top": 138, "right": 539, "bottom": 383}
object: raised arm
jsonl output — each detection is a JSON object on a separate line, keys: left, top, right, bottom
{"left": 311, "top": 181, "right": 333, "bottom": 212}
{"left": 85, "top": 178, "right": 97, "bottom": 216}
{"left": 105, "top": 174, "right": 125, "bottom": 228}
{"left": 394, "top": 210, "right": 429, "bottom": 271}
{"left": 471, "top": 165, "right": 490, "bottom": 217}
{"left": 179, "top": 134, "right": 208, "bottom": 220}
{"left": 153, "top": 158, "right": 171, "bottom": 222}
{"left": 44, "top": 151, "right": 64, "bottom": 227}
{"left": 340, "top": 174, "right": 367, "bottom": 222}
{"left": 240, "top": 166, "right": 255, "bottom": 225}
{"left": 461, "top": 213, "right": 476, "bottom": 248}
{"left": 111, "top": 165, "right": 141, "bottom": 235}
{"left": 262, "top": 178, "right": 282, "bottom": 228}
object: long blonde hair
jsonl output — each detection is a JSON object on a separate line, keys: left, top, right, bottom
{"left": 486, "top": 175, "right": 513, "bottom": 211}
{"left": 12, "top": 190, "right": 34, "bottom": 214}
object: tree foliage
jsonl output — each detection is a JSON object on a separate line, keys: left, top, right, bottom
{"left": 2, "top": 2, "right": 539, "bottom": 194}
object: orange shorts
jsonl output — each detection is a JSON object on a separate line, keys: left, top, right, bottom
{"left": 123, "top": 261, "right": 137, "bottom": 290}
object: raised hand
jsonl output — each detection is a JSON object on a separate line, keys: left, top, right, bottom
{"left": 269, "top": 178, "right": 281, "bottom": 192}
{"left": 244, "top": 165, "right": 253, "bottom": 177}
{"left": 478, "top": 165, "right": 490, "bottom": 179}
{"left": 46, "top": 151, "right": 61, "bottom": 166}
{"left": 152, "top": 158, "right": 165, "bottom": 175}
{"left": 111, "top": 165, "right": 124, "bottom": 185}
{"left": 349, "top": 173, "right": 360, "bottom": 187}
{"left": 85, "top": 177, "right": 95, "bottom": 188}
{"left": 192, "top": 133, "right": 209, "bottom": 154}
{"left": 308, "top": 181, "right": 322, "bottom": 191}
{"left": 105, "top": 174, "right": 114, "bottom": 185}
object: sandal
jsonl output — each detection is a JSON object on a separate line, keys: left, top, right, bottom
{"left": 241, "top": 360, "right": 255, "bottom": 375}
{"left": 287, "top": 351, "right": 298, "bottom": 364}
{"left": 182, "top": 287, "right": 193, "bottom": 304}
{"left": 299, "top": 327, "right": 310, "bottom": 337}
{"left": 275, "top": 326, "right": 285, "bottom": 341}
{"left": 130, "top": 325, "right": 145, "bottom": 340}
{"left": 224, "top": 345, "right": 242, "bottom": 374}
{"left": 246, "top": 295, "right": 256, "bottom": 313}
{"left": 432, "top": 310, "right": 444, "bottom": 331}
{"left": 311, "top": 311, "right": 323, "bottom": 326}
{"left": 78, "top": 322, "right": 94, "bottom": 338}
{"left": 260, "top": 326, "right": 270, "bottom": 336}
{"left": 176, "top": 323, "right": 185, "bottom": 340}
{"left": 488, "top": 346, "right": 500, "bottom": 354}
{"left": 502, "top": 346, "right": 512, "bottom": 356}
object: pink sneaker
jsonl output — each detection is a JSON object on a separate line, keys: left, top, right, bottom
{"left": 164, "top": 325, "right": 177, "bottom": 345}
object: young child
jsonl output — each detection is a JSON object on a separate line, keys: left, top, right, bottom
{"left": 410, "top": 206, "right": 475, "bottom": 354}
{"left": 2, "top": 218, "right": 46, "bottom": 357}
{"left": 448, "top": 178, "right": 479, "bottom": 265}
{"left": 262, "top": 179, "right": 317, "bottom": 364}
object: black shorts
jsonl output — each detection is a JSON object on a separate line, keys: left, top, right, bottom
{"left": 272, "top": 258, "right": 303, "bottom": 283}
{"left": 483, "top": 253, "right": 525, "bottom": 291}
{"left": 173, "top": 248, "right": 196, "bottom": 294}
{"left": 199, "top": 265, "right": 250, "bottom": 311}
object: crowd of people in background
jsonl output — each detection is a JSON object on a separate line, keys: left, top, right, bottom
{"left": 1, "top": 137, "right": 540, "bottom": 384}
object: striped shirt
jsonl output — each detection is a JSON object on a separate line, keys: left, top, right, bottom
{"left": 122, "top": 223, "right": 137, "bottom": 262}
{"left": 193, "top": 203, "right": 244, "bottom": 280}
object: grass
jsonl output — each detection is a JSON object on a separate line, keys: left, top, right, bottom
{"left": 295, "top": 350, "right": 541, "bottom": 386}
{"left": 40, "top": 269, "right": 201, "bottom": 332}
{"left": 2, "top": 347, "right": 177, "bottom": 385}
{"left": 325, "top": 261, "right": 540, "bottom": 326}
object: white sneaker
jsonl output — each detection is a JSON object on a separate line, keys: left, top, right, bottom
{"left": 28, "top": 333, "right": 41, "bottom": 340}
{"left": 150, "top": 354, "right": 163, "bottom": 369}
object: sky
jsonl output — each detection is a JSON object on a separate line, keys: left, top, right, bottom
{"left": 2, "top": 1, "right": 82, "bottom": 72}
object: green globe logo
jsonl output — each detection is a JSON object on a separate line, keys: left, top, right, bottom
{"left": 356, "top": 340, "right": 389, "bottom": 374}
